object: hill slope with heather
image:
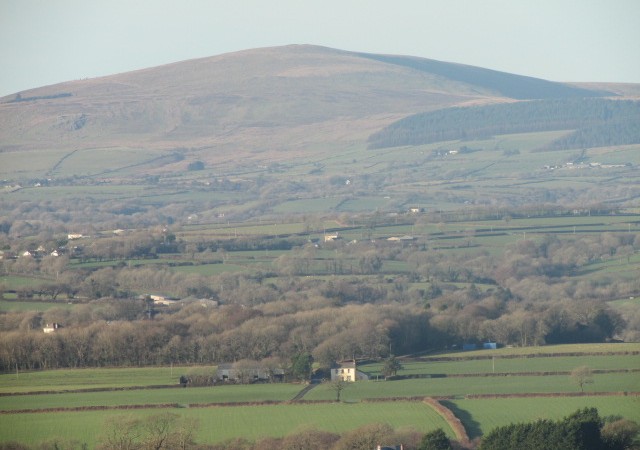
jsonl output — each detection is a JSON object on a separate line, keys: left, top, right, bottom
{"left": 0, "top": 45, "right": 615, "bottom": 180}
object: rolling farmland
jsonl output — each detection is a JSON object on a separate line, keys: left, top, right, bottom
{"left": 1, "top": 344, "right": 638, "bottom": 446}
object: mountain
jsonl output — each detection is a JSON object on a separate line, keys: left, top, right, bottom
{"left": 353, "top": 52, "right": 610, "bottom": 100}
{"left": 0, "top": 45, "right": 616, "bottom": 180}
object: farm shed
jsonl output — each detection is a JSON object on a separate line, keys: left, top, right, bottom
{"left": 216, "top": 363, "right": 284, "bottom": 383}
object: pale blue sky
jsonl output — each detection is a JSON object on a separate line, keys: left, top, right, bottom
{"left": 1, "top": 0, "right": 639, "bottom": 97}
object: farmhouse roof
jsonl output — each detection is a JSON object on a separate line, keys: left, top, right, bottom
{"left": 332, "top": 360, "right": 356, "bottom": 369}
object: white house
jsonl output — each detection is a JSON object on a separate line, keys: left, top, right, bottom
{"left": 330, "top": 360, "right": 369, "bottom": 382}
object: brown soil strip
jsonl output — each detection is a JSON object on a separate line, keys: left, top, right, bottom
{"left": 423, "top": 397, "right": 470, "bottom": 445}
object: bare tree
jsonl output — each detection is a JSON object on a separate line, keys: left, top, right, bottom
{"left": 570, "top": 365, "right": 594, "bottom": 392}
{"left": 98, "top": 415, "right": 143, "bottom": 450}
{"left": 330, "top": 379, "right": 348, "bottom": 402}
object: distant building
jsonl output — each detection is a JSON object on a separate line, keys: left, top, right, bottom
{"left": 149, "top": 295, "right": 178, "bottom": 306}
{"left": 216, "top": 363, "right": 284, "bottom": 383}
{"left": 67, "top": 233, "right": 83, "bottom": 240}
{"left": 330, "top": 360, "right": 369, "bottom": 382}
{"left": 387, "top": 235, "right": 416, "bottom": 246}
{"left": 43, "top": 323, "right": 61, "bottom": 333}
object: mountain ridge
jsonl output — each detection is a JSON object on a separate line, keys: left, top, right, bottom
{"left": 0, "top": 44, "right": 630, "bottom": 180}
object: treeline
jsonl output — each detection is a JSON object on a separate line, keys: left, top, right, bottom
{"left": 479, "top": 407, "right": 639, "bottom": 450}
{"left": 367, "top": 98, "right": 640, "bottom": 150}
{"left": 7, "top": 92, "right": 72, "bottom": 103}
{"left": 1, "top": 219, "right": 639, "bottom": 371}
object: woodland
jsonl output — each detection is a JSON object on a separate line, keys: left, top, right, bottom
{"left": 368, "top": 99, "right": 640, "bottom": 149}
{"left": 1, "top": 205, "right": 637, "bottom": 373}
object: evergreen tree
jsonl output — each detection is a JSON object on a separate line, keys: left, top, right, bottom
{"left": 382, "top": 355, "right": 403, "bottom": 378}
{"left": 291, "top": 352, "right": 312, "bottom": 381}
{"left": 480, "top": 408, "right": 606, "bottom": 450}
{"left": 419, "top": 428, "right": 452, "bottom": 450}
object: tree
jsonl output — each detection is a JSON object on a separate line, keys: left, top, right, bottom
{"left": 570, "top": 365, "right": 594, "bottom": 392}
{"left": 419, "top": 428, "right": 452, "bottom": 450}
{"left": 98, "top": 413, "right": 198, "bottom": 450}
{"left": 187, "top": 161, "right": 205, "bottom": 171}
{"left": 334, "top": 423, "right": 394, "bottom": 450}
{"left": 330, "top": 379, "right": 347, "bottom": 402}
{"left": 601, "top": 418, "right": 640, "bottom": 450}
{"left": 291, "top": 352, "right": 312, "bottom": 381}
{"left": 381, "top": 355, "right": 403, "bottom": 379}
{"left": 479, "top": 407, "right": 604, "bottom": 450}
{"left": 560, "top": 407, "right": 603, "bottom": 450}
{"left": 98, "top": 415, "right": 143, "bottom": 450}
{"left": 281, "top": 427, "right": 340, "bottom": 450}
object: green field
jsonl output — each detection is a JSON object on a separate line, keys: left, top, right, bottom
{"left": 303, "top": 373, "right": 640, "bottom": 401}
{"left": 425, "top": 343, "right": 640, "bottom": 358}
{"left": 0, "top": 275, "right": 50, "bottom": 290}
{"left": 0, "top": 401, "right": 453, "bottom": 447}
{"left": 0, "top": 345, "right": 639, "bottom": 446}
{"left": 0, "top": 383, "right": 304, "bottom": 411}
{"left": 171, "top": 262, "right": 249, "bottom": 275}
{"left": 0, "top": 366, "right": 207, "bottom": 394}
{"left": 445, "top": 396, "right": 640, "bottom": 439}
{"left": 360, "top": 354, "right": 640, "bottom": 377}
{"left": 0, "top": 299, "right": 73, "bottom": 312}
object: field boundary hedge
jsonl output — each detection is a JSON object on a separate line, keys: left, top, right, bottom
{"left": 3, "top": 367, "right": 639, "bottom": 397}
{"left": 414, "top": 351, "right": 640, "bottom": 362}
{"left": 423, "top": 397, "right": 470, "bottom": 444}
{"left": 464, "top": 391, "right": 640, "bottom": 399}
{"left": 4, "top": 393, "right": 638, "bottom": 415}
{"left": 387, "top": 368, "right": 640, "bottom": 380}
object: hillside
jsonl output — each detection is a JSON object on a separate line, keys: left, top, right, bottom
{"left": 0, "top": 45, "right": 612, "bottom": 180}
{"left": 354, "top": 52, "right": 610, "bottom": 100}
{"left": 368, "top": 98, "right": 640, "bottom": 149}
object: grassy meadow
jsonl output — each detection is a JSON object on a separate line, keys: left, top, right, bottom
{"left": 360, "top": 354, "right": 640, "bottom": 377}
{"left": 303, "top": 373, "right": 640, "bottom": 401}
{"left": 0, "top": 401, "right": 454, "bottom": 447}
{"left": 445, "top": 396, "right": 640, "bottom": 439}
{"left": 0, "top": 344, "right": 638, "bottom": 446}
{"left": 0, "top": 366, "right": 210, "bottom": 394}
{"left": 0, "top": 384, "right": 303, "bottom": 411}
